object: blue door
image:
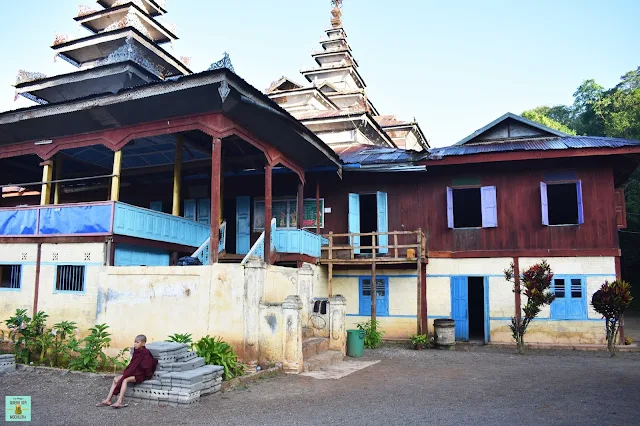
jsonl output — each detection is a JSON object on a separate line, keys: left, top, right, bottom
{"left": 236, "top": 196, "right": 251, "bottom": 255}
{"left": 451, "top": 276, "right": 469, "bottom": 341}
{"left": 197, "top": 198, "right": 211, "bottom": 225}
{"left": 376, "top": 191, "right": 388, "bottom": 254}
{"left": 184, "top": 199, "right": 197, "bottom": 222}
{"left": 348, "top": 193, "right": 360, "bottom": 254}
{"left": 359, "top": 277, "right": 389, "bottom": 316}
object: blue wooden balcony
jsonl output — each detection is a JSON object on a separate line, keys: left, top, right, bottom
{"left": 274, "top": 228, "right": 323, "bottom": 258}
{"left": 0, "top": 201, "right": 210, "bottom": 248}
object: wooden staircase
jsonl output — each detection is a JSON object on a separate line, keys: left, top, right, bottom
{"left": 302, "top": 327, "right": 343, "bottom": 372}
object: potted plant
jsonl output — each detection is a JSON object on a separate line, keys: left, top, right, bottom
{"left": 409, "top": 333, "right": 428, "bottom": 350}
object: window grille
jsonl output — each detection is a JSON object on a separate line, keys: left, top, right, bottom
{"left": 56, "top": 265, "right": 85, "bottom": 292}
{"left": 0, "top": 265, "right": 22, "bottom": 289}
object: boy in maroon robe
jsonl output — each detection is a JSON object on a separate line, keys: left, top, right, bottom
{"left": 96, "top": 334, "right": 158, "bottom": 409}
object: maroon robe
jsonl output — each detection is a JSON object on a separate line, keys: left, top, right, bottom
{"left": 113, "top": 346, "right": 158, "bottom": 395}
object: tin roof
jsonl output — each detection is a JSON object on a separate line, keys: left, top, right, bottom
{"left": 335, "top": 144, "right": 422, "bottom": 165}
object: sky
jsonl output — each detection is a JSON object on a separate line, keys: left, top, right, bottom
{"left": 0, "top": 0, "right": 638, "bottom": 147}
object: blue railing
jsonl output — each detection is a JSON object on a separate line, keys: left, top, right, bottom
{"left": 274, "top": 228, "right": 322, "bottom": 258}
{"left": 191, "top": 221, "right": 226, "bottom": 264}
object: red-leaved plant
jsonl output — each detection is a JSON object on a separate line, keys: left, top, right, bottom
{"left": 591, "top": 280, "right": 633, "bottom": 357}
{"left": 504, "top": 260, "right": 556, "bottom": 354}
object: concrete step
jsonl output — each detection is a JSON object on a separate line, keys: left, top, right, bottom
{"left": 302, "top": 327, "right": 314, "bottom": 339}
{"left": 302, "top": 337, "right": 329, "bottom": 359}
{"left": 302, "top": 350, "right": 344, "bottom": 372}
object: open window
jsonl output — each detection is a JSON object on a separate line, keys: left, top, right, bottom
{"left": 540, "top": 181, "right": 584, "bottom": 226}
{"left": 348, "top": 192, "right": 388, "bottom": 254}
{"left": 446, "top": 186, "right": 497, "bottom": 229}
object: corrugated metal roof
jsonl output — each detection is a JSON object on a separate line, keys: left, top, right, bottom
{"left": 428, "top": 136, "right": 640, "bottom": 158}
{"left": 335, "top": 144, "right": 421, "bottom": 165}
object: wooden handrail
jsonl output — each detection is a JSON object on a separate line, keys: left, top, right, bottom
{"left": 321, "top": 230, "right": 422, "bottom": 238}
{"left": 320, "top": 229, "right": 427, "bottom": 261}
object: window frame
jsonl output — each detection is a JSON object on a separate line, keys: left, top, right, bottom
{"left": 358, "top": 276, "right": 389, "bottom": 316}
{"left": 253, "top": 197, "right": 325, "bottom": 231}
{"left": 550, "top": 275, "right": 587, "bottom": 320}
{"left": 540, "top": 180, "right": 584, "bottom": 226}
{"left": 0, "top": 264, "right": 23, "bottom": 291}
{"left": 54, "top": 264, "right": 87, "bottom": 294}
{"left": 447, "top": 185, "right": 497, "bottom": 229}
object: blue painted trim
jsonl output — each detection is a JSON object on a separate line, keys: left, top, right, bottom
{"left": 347, "top": 314, "right": 416, "bottom": 318}
{"left": 484, "top": 276, "right": 490, "bottom": 344}
{"left": 427, "top": 273, "right": 616, "bottom": 278}
{"left": 41, "top": 262, "right": 103, "bottom": 266}
{"left": 489, "top": 317, "right": 604, "bottom": 322}
{"left": 334, "top": 274, "right": 417, "bottom": 278}
{"left": 52, "top": 264, "right": 88, "bottom": 295}
{"left": 0, "top": 261, "right": 37, "bottom": 266}
{"left": 427, "top": 315, "right": 451, "bottom": 319}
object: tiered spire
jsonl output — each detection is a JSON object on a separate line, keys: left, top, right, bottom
{"left": 330, "top": 0, "right": 343, "bottom": 28}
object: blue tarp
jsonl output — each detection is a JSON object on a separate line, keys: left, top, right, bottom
{"left": 39, "top": 204, "right": 112, "bottom": 235}
{"left": 0, "top": 209, "right": 37, "bottom": 235}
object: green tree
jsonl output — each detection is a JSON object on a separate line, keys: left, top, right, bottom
{"left": 521, "top": 109, "right": 577, "bottom": 135}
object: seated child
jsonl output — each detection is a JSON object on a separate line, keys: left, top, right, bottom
{"left": 96, "top": 334, "right": 158, "bottom": 409}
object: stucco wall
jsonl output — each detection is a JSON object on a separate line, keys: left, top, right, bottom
{"left": 0, "top": 244, "right": 38, "bottom": 326}
{"left": 264, "top": 265, "right": 298, "bottom": 303}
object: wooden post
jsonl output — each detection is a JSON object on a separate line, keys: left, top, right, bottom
{"left": 422, "top": 261, "right": 428, "bottom": 336}
{"left": 315, "top": 180, "right": 320, "bottom": 234}
{"left": 328, "top": 231, "right": 333, "bottom": 297}
{"left": 53, "top": 155, "right": 62, "bottom": 205}
{"left": 110, "top": 150, "right": 122, "bottom": 201}
{"left": 616, "top": 256, "right": 624, "bottom": 344}
{"left": 513, "top": 257, "right": 521, "bottom": 325}
{"left": 417, "top": 231, "right": 422, "bottom": 335}
{"left": 33, "top": 243, "right": 42, "bottom": 314}
{"left": 264, "top": 163, "right": 272, "bottom": 264}
{"left": 297, "top": 181, "right": 304, "bottom": 229}
{"left": 210, "top": 138, "right": 222, "bottom": 264}
{"left": 40, "top": 160, "right": 53, "bottom": 206}
{"left": 172, "top": 135, "right": 183, "bottom": 216}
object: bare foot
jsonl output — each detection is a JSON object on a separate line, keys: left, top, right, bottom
{"left": 96, "top": 400, "right": 112, "bottom": 407}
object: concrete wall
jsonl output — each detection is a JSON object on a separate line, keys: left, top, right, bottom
{"left": 0, "top": 244, "right": 39, "bottom": 324}
{"left": 264, "top": 265, "right": 298, "bottom": 303}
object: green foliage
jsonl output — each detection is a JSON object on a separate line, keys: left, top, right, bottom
{"left": 408, "top": 333, "right": 432, "bottom": 349}
{"left": 49, "top": 321, "right": 78, "bottom": 367}
{"left": 194, "top": 336, "right": 244, "bottom": 380}
{"left": 522, "top": 110, "right": 577, "bottom": 135}
{"left": 504, "top": 260, "right": 556, "bottom": 354}
{"left": 356, "top": 320, "right": 384, "bottom": 349}
{"left": 5, "top": 309, "right": 49, "bottom": 364}
{"left": 107, "top": 348, "right": 131, "bottom": 374}
{"left": 68, "top": 324, "right": 111, "bottom": 372}
{"left": 591, "top": 280, "right": 633, "bottom": 357}
{"left": 167, "top": 333, "right": 193, "bottom": 348}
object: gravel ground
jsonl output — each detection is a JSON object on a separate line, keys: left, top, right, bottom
{"left": 2, "top": 345, "right": 639, "bottom": 426}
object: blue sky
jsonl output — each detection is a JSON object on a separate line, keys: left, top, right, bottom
{"left": 0, "top": 0, "right": 638, "bottom": 147}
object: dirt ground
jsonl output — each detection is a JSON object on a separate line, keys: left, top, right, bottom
{"left": 2, "top": 345, "right": 639, "bottom": 426}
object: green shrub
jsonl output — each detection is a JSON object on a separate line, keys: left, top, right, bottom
{"left": 357, "top": 320, "right": 384, "bottom": 349}
{"left": 49, "top": 321, "right": 78, "bottom": 367}
{"left": 68, "top": 324, "right": 111, "bottom": 372}
{"left": 592, "top": 279, "right": 633, "bottom": 357}
{"left": 409, "top": 333, "right": 432, "bottom": 349}
{"left": 5, "top": 309, "right": 49, "bottom": 364}
{"left": 194, "top": 336, "right": 244, "bottom": 380}
{"left": 167, "top": 333, "right": 193, "bottom": 349}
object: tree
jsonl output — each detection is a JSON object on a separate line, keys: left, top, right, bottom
{"left": 591, "top": 280, "right": 633, "bottom": 357}
{"left": 522, "top": 109, "right": 577, "bottom": 135}
{"left": 504, "top": 260, "right": 556, "bottom": 354}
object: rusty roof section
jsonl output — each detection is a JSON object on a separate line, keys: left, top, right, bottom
{"left": 335, "top": 144, "right": 423, "bottom": 165}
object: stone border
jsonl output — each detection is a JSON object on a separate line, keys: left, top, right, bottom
{"left": 220, "top": 366, "right": 282, "bottom": 392}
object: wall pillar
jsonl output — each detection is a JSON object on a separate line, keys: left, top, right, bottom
{"left": 264, "top": 163, "right": 272, "bottom": 264}
{"left": 210, "top": 138, "right": 222, "bottom": 264}
{"left": 40, "top": 160, "right": 53, "bottom": 206}
{"left": 297, "top": 263, "right": 314, "bottom": 328}
{"left": 53, "top": 154, "right": 62, "bottom": 205}
{"left": 243, "top": 258, "right": 265, "bottom": 368}
{"left": 315, "top": 179, "right": 320, "bottom": 234}
{"left": 110, "top": 150, "right": 122, "bottom": 201}
{"left": 329, "top": 295, "right": 347, "bottom": 355}
{"left": 297, "top": 181, "right": 304, "bottom": 230}
{"left": 282, "top": 295, "right": 303, "bottom": 374}
{"left": 172, "top": 135, "right": 183, "bottom": 216}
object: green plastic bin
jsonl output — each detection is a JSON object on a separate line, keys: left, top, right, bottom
{"left": 347, "top": 329, "right": 365, "bottom": 357}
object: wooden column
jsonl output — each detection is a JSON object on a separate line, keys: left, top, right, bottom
{"left": 616, "top": 256, "right": 624, "bottom": 344}
{"left": 297, "top": 181, "right": 304, "bottom": 229}
{"left": 53, "top": 155, "right": 62, "bottom": 205}
{"left": 264, "top": 163, "right": 273, "bottom": 264}
{"left": 172, "top": 135, "right": 183, "bottom": 216}
{"left": 210, "top": 138, "right": 222, "bottom": 264}
{"left": 513, "top": 257, "right": 521, "bottom": 325}
{"left": 110, "top": 150, "right": 122, "bottom": 201}
{"left": 40, "top": 160, "right": 53, "bottom": 206}
{"left": 315, "top": 180, "right": 320, "bottom": 234}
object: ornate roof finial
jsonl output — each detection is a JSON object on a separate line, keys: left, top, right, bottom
{"left": 330, "top": 0, "right": 343, "bottom": 28}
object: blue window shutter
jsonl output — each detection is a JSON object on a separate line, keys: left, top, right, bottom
{"left": 236, "top": 196, "right": 251, "bottom": 255}
{"left": 359, "top": 277, "right": 371, "bottom": 315}
{"left": 446, "top": 187, "right": 454, "bottom": 229}
{"left": 540, "top": 182, "right": 549, "bottom": 226}
{"left": 359, "top": 277, "right": 389, "bottom": 316}
{"left": 150, "top": 201, "right": 163, "bottom": 212}
{"left": 480, "top": 186, "right": 498, "bottom": 228}
{"left": 376, "top": 191, "right": 388, "bottom": 254}
{"left": 450, "top": 276, "right": 469, "bottom": 341}
{"left": 197, "top": 198, "right": 211, "bottom": 225}
{"left": 348, "top": 193, "right": 360, "bottom": 254}
{"left": 576, "top": 180, "right": 584, "bottom": 224}
{"left": 184, "top": 199, "right": 196, "bottom": 222}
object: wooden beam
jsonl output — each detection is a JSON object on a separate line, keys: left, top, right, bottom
{"left": 421, "top": 261, "right": 428, "bottom": 335}
{"left": 210, "top": 138, "right": 222, "bottom": 264}
{"left": 428, "top": 248, "right": 622, "bottom": 258}
{"left": 315, "top": 179, "right": 320, "bottom": 234}
{"left": 297, "top": 181, "right": 304, "bottom": 230}
{"left": 172, "top": 135, "right": 183, "bottom": 216}
{"left": 33, "top": 243, "right": 42, "bottom": 314}
{"left": 53, "top": 154, "right": 62, "bottom": 205}
{"left": 110, "top": 150, "right": 122, "bottom": 201}
{"left": 40, "top": 160, "right": 53, "bottom": 205}
{"left": 513, "top": 257, "right": 522, "bottom": 328}
{"left": 264, "top": 163, "right": 273, "bottom": 264}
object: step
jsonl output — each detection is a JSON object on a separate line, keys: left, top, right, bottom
{"left": 302, "top": 337, "right": 329, "bottom": 359}
{"left": 302, "top": 350, "right": 344, "bottom": 372}
{"left": 302, "top": 327, "right": 314, "bottom": 339}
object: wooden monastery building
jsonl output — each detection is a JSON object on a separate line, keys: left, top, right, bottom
{"left": 1, "top": 0, "right": 639, "bottom": 347}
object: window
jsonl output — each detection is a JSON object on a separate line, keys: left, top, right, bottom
{"left": 254, "top": 198, "right": 324, "bottom": 231}
{"left": 550, "top": 277, "right": 586, "bottom": 319}
{"left": 0, "top": 265, "right": 22, "bottom": 289}
{"left": 358, "top": 276, "right": 389, "bottom": 316}
{"left": 540, "top": 181, "right": 584, "bottom": 226}
{"left": 55, "top": 265, "right": 85, "bottom": 293}
{"left": 447, "top": 186, "right": 497, "bottom": 229}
